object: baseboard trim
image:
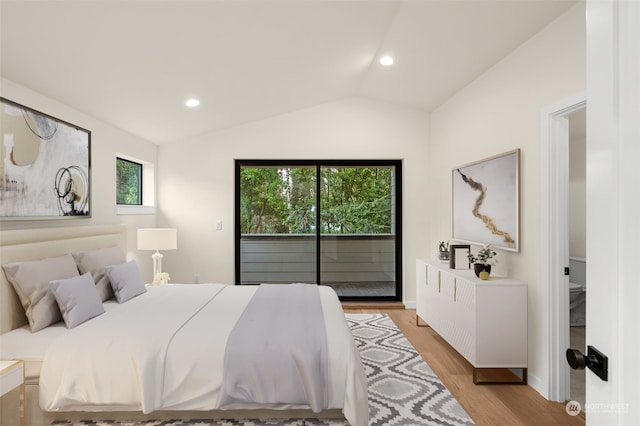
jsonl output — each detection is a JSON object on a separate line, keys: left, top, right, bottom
{"left": 526, "top": 372, "right": 548, "bottom": 400}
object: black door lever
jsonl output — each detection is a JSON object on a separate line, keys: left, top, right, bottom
{"left": 566, "top": 345, "right": 608, "bottom": 381}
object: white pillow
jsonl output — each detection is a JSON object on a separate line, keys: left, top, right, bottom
{"left": 50, "top": 272, "right": 105, "bottom": 328}
{"left": 2, "top": 254, "right": 79, "bottom": 332}
{"left": 105, "top": 260, "right": 146, "bottom": 303}
{"left": 72, "top": 246, "right": 126, "bottom": 302}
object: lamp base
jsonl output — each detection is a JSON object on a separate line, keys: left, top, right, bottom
{"left": 151, "top": 250, "right": 163, "bottom": 285}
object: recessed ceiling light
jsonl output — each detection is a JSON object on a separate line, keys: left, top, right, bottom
{"left": 379, "top": 55, "right": 394, "bottom": 66}
{"left": 185, "top": 98, "right": 200, "bottom": 108}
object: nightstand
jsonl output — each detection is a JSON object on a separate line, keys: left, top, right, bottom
{"left": 0, "top": 360, "right": 24, "bottom": 426}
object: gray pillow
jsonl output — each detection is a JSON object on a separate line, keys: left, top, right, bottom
{"left": 50, "top": 272, "right": 105, "bottom": 328}
{"left": 2, "top": 254, "right": 79, "bottom": 332}
{"left": 73, "top": 246, "right": 126, "bottom": 302}
{"left": 105, "top": 260, "right": 146, "bottom": 303}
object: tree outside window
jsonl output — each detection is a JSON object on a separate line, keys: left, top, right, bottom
{"left": 116, "top": 157, "right": 142, "bottom": 205}
{"left": 239, "top": 165, "right": 393, "bottom": 235}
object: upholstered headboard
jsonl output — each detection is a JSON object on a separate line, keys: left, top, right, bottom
{"left": 0, "top": 224, "right": 127, "bottom": 334}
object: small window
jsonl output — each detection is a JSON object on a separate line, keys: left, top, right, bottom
{"left": 116, "top": 157, "right": 143, "bottom": 205}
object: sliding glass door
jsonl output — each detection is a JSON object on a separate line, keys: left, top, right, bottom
{"left": 237, "top": 165, "right": 317, "bottom": 284}
{"left": 236, "top": 160, "right": 401, "bottom": 301}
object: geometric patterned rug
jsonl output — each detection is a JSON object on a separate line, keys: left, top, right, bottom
{"left": 346, "top": 313, "right": 475, "bottom": 426}
{"left": 347, "top": 314, "right": 474, "bottom": 426}
{"left": 51, "top": 314, "right": 474, "bottom": 426}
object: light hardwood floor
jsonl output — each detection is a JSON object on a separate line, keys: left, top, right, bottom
{"left": 343, "top": 306, "right": 586, "bottom": 426}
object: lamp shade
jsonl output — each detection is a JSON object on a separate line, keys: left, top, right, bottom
{"left": 137, "top": 228, "right": 177, "bottom": 251}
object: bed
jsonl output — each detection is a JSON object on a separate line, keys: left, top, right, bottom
{"left": 0, "top": 225, "right": 368, "bottom": 426}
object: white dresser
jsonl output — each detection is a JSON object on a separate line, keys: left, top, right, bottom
{"left": 416, "top": 259, "right": 528, "bottom": 384}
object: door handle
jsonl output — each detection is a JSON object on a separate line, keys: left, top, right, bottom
{"left": 566, "top": 345, "right": 608, "bottom": 381}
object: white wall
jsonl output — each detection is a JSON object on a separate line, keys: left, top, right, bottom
{"left": 427, "top": 2, "right": 585, "bottom": 395}
{"left": 0, "top": 78, "right": 159, "bottom": 279}
{"left": 157, "top": 96, "right": 429, "bottom": 302}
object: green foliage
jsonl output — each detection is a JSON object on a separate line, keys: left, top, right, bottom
{"left": 320, "top": 167, "right": 392, "bottom": 234}
{"left": 240, "top": 166, "right": 393, "bottom": 235}
{"left": 116, "top": 159, "right": 141, "bottom": 205}
{"left": 468, "top": 245, "right": 498, "bottom": 265}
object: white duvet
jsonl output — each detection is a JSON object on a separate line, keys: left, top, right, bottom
{"left": 39, "top": 284, "right": 368, "bottom": 426}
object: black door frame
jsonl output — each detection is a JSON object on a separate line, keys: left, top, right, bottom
{"left": 234, "top": 159, "right": 402, "bottom": 302}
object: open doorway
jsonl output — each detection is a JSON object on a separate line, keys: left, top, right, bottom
{"left": 539, "top": 92, "right": 586, "bottom": 404}
{"left": 567, "top": 108, "right": 586, "bottom": 408}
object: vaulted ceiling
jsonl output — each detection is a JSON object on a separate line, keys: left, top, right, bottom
{"left": 1, "top": 1, "right": 576, "bottom": 144}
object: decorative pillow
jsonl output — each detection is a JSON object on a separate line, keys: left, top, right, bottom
{"left": 2, "top": 254, "right": 79, "bottom": 332}
{"left": 72, "top": 246, "right": 126, "bottom": 302}
{"left": 50, "top": 272, "right": 105, "bottom": 328}
{"left": 105, "top": 260, "right": 146, "bottom": 303}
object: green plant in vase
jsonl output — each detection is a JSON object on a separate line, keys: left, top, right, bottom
{"left": 438, "top": 240, "right": 450, "bottom": 261}
{"left": 467, "top": 245, "right": 497, "bottom": 279}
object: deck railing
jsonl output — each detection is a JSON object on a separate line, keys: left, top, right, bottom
{"left": 239, "top": 234, "right": 396, "bottom": 285}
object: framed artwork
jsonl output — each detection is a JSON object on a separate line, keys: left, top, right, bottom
{"left": 0, "top": 97, "right": 91, "bottom": 219}
{"left": 452, "top": 149, "right": 520, "bottom": 252}
{"left": 448, "top": 244, "right": 471, "bottom": 270}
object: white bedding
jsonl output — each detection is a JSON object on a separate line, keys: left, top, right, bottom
{"left": 0, "top": 301, "right": 120, "bottom": 383}
{"left": 36, "top": 284, "right": 368, "bottom": 426}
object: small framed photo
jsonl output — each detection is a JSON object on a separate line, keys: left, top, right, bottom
{"left": 449, "top": 244, "right": 471, "bottom": 270}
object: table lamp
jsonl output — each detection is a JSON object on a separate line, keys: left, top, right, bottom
{"left": 137, "top": 228, "right": 177, "bottom": 284}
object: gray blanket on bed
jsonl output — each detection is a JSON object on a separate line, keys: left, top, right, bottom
{"left": 218, "top": 283, "right": 329, "bottom": 412}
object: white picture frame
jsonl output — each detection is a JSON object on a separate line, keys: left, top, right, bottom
{"left": 452, "top": 149, "right": 520, "bottom": 252}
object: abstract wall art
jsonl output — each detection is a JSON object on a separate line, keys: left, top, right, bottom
{"left": 0, "top": 98, "right": 91, "bottom": 219}
{"left": 452, "top": 149, "right": 520, "bottom": 252}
